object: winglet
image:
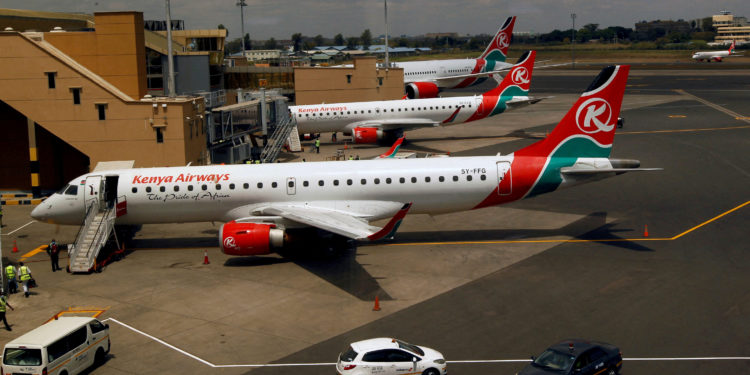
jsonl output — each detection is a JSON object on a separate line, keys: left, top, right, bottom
{"left": 367, "top": 203, "right": 412, "bottom": 241}
{"left": 378, "top": 137, "right": 405, "bottom": 158}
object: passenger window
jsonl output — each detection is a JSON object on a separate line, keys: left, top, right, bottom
{"left": 174, "top": 186, "right": 179, "bottom": 192}
{"left": 374, "top": 178, "right": 380, "bottom": 184}
{"left": 229, "top": 183, "right": 235, "bottom": 190}
{"left": 48, "top": 338, "right": 67, "bottom": 363}
{"left": 243, "top": 183, "right": 249, "bottom": 189}
{"left": 318, "top": 180, "right": 324, "bottom": 186}
{"left": 146, "top": 187, "right": 152, "bottom": 193}
{"left": 425, "top": 177, "right": 431, "bottom": 182}
{"left": 303, "top": 181, "right": 309, "bottom": 187}
{"left": 159, "top": 186, "right": 165, "bottom": 192}
{"left": 69, "top": 326, "right": 87, "bottom": 348}
{"left": 257, "top": 182, "right": 263, "bottom": 188}
{"left": 90, "top": 320, "right": 106, "bottom": 333}
{"left": 131, "top": 187, "right": 137, "bottom": 193}
{"left": 386, "top": 178, "right": 392, "bottom": 184}
{"left": 202, "top": 184, "right": 207, "bottom": 191}
{"left": 361, "top": 179, "right": 367, "bottom": 185}
{"left": 411, "top": 177, "right": 417, "bottom": 183}
{"left": 334, "top": 179, "right": 339, "bottom": 186}
{"left": 272, "top": 182, "right": 278, "bottom": 188}
{"left": 347, "top": 179, "right": 353, "bottom": 185}
{"left": 188, "top": 185, "right": 194, "bottom": 191}
{"left": 467, "top": 175, "right": 473, "bottom": 181}
{"left": 439, "top": 176, "right": 445, "bottom": 182}
{"left": 288, "top": 181, "right": 294, "bottom": 188}
{"left": 480, "top": 175, "right": 486, "bottom": 181}
{"left": 399, "top": 177, "right": 405, "bottom": 183}
{"left": 453, "top": 176, "right": 459, "bottom": 182}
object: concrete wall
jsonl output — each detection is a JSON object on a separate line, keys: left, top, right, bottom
{"left": 43, "top": 12, "right": 147, "bottom": 100}
{"left": 294, "top": 56, "right": 404, "bottom": 105}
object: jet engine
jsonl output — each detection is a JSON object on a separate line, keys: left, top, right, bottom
{"left": 219, "top": 221, "right": 284, "bottom": 256}
{"left": 352, "top": 127, "right": 384, "bottom": 144}
{"left": 405, "top": 82, "right": 440, "bottom": 99}
{"left": 712, "top": 57, "right": 723, "bottom": 62}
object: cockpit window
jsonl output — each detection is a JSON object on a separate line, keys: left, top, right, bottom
{"left": 57, "top": 184, "right": 71, "bottom": 195}
{"left": 64, "top": 185, "right": 78, "bottom": 195}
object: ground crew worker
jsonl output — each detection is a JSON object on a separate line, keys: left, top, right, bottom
{"left": 348, "top": 155, "right": 353, "bottom": 160}
{"left": 0, "top": 294, "right": 14, "bottom": 331}
{"left": 0, "top": 205, "right": 3, "bottom": 227}
{"left": 5, "top": 264, "right": 17, "bottom": 294}
{"left": 315, "top": 138, "right": 321, "bottom": 153}
{"left": 48, "top": 239, "right": 61, "bottom": 272}
{"left": 18, "top": 262, "right": 32, "bottom": 298}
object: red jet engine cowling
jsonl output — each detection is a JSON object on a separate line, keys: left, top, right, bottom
{"left": 712, "top": 56, "right": 723, "bottom": 62}
{"left": 352, "top": 127, "right": 384, "bottom": 144}
{"left": 219, "top": 221, "right": 284, "bottom": 256}
{"left": 405, "top": 82, "right": 440, "bottom": 99}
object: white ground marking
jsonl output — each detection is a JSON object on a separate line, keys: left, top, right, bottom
{"left": 103, "top": 318, "right": 750, "bottom": 368}
{"left": 1, "top": 221, "right": 35, "bottom": 236}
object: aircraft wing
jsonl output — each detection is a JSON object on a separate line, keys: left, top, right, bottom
{"left": 346, "top": 118, "right": 439, "bottom": 132}
{"left": 433, "top": 67, "right": 512, "bottom": 82}
{"left": 260, "top": 202, "right": 412, "bottom": 241}
{"left": 561, "top": 167, "right": 663, "bottom": 175}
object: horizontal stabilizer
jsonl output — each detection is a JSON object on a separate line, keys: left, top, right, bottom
{"left": 561, "top": 167, "right": 663, "bottom": 175}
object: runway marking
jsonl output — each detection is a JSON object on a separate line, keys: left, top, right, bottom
{"left": 19, "top": 245, "right": 47, "bottom": 261}
{"left": 674, "top": 89, "right": 750, "bottom": 124}
{"left": 382, "top": 200, "right": 749, "bottom": 247}
{"left": 1, "top": 220, "right": 35, "bottom": 236}
{"left": 101, "top": 318, "right": 750, "bottom": 369}
{"left": 667, "top": 115, "right": 686, "bottom": 118}
{"left": 618, "top": 124, "right": 750, "bottom": 135}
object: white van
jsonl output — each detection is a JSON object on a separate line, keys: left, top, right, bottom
{"left": 2, "top": 316, "right": 110, "bottom": 375}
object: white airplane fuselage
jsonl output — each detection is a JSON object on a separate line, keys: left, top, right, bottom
{"left": 395, "top": 58, "right": 513, "bottom": 88}
{"left": 32, "top": 155, "right": 522, "bottom": 227}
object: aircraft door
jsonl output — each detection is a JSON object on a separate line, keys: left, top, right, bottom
{"left": 496, "top": 161, "right": 512, "bottom": 195}
{"left": 286, "top": 177, "right": 296, "bottom": 195}
{"left": 84, "top": 175, "right": 103, "bottom": 209}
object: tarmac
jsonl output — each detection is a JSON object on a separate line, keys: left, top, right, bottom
{"left": 0, "top": 67, "right": 749, "bottom": 375}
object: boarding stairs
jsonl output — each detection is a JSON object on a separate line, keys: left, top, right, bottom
{"left": 286, "top": 123, "right": 303, "bottom": 152}
{"left": 259, "top": 115, "right": 299, "bottom": 163}
{"left": 68, "top": 198, "right": 120, "bottom": 273}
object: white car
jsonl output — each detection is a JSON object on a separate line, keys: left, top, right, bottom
{"left": 336, "top": 338, "right": 447, "bottom": 375}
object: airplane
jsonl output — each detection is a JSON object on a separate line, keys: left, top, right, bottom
{"left": 395, "top": 16, "right": 517, "bottom": 98}
{"left": 377, "top": 137, "right": 404, "bottom": 158}
{"left": 31, "top": 64, "right": 659, "bottom": 258}
{"left": 692, "top": 40, "right": 742, "bottom": 62}
{"left": 291, "top": 50, "right": 541, "bottom": 144}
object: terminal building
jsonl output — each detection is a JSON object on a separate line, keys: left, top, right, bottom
{"left": 712, "top": 11, "right": 750, "bottom": 43}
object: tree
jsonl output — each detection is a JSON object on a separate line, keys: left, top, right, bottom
{"left": 225, "top": 38, "right": 242, "bottom": 54}
{"left": 334, "top": 33, "right": 345, "bottom": 46}
{"left": 346, "top": 36, "right": 359, "bottom": 50}
{"left": 701, "top": 17, "right": 715, "bottom": 33}
{"left": 583, "top": 23, "right": 599, "bottom": 33}
{"left": 360, "top": 29, "right": 372, "bottom": 50}
{"left": 314, "top": 34, "right": 325, "bottom": 46}
{"left": 264, "top": 37, "right": 278, "bottom": 50}
{"left": 218, "top": 24, "right": 227, "bottom": 37}
{"left": 243, "top": 33, "right": 251, "bottom": 50}
{"left": 291, "top": 33, "right": 302, "bottom": 52}
{"left": 396, "top": 37, "right": 409, "bottom": 47}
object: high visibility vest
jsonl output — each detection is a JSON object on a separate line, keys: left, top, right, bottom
{"left": 315, "top": 139, "right": 320, "bottom": 147}
{"left": 5, "top": 265, "right": 14, "bottom": 278}
{"left": 0, "top": 296, "right": 6, "bottom": 312}
{"left": 19, "top": 266, "right": 31, "bottom": 281}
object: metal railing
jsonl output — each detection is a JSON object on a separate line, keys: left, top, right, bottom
{"left": 70, "top": 199, "right": 118, "bottom": 272}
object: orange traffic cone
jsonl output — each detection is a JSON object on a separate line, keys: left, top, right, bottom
{"left": 372, "top": 296, "right": 381, "bottom": 311}
{"left": 12, "top": 240, "right": 18, "bottom": 253}
{"left": 643, "top": 225, "right": 649, "bottom": 237}
{"left": 344, "top": 142, "right": 348, "bottom": 150}
{"left": 203, "top": 250, "right": 210, "bottom": 265}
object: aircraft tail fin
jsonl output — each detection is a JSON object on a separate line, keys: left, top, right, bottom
{"left": 729, "top": 40, "right": 736, "bottom": 54}
{"left": 378, "top": 137, "right": 405, "bottom": 158}
{"left": 482, "top": 50, "right": 536, "bottom": 97}
{"left": 479, "top": 16, "right": 516, "bottom": 61}
{"left": 519, "top": 65, "right": 630, "bottom": 158}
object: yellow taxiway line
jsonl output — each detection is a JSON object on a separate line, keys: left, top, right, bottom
{"left": 382, "top": 200, "right": 749, "bottom": 247}
{"left": 19, "top": 245, "right": 48, "bottom": 261}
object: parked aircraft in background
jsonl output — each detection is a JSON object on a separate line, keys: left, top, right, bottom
{"left": 396, "top": 16, "right": 517, "bottom": 98}
{"left": 291, "top": 50, "right": 540, "bottom": 144}
{"left": 692, "top": 41, "right": 742, "bottom": 62}
{"left": 31, "top": 64, "right": 659, "bottom": 258}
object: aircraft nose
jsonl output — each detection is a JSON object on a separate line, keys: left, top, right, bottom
{"left": 30, "top": 202, "right": 48, "bottom": 222}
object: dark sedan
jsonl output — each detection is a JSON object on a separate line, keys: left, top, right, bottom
{"left": 517, "top": 339, "right": 623, "bottom": 375}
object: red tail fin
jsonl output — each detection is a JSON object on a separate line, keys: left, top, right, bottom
{"left": 480, "top": 16, "right": 516, "bottom": 61}
{"left": 483, "top": 50, "right": 536, "bottom": 97}
{"left": 729, "top": 40, "right": 736, "bottom": 54}
{"left": 378, "top": 137, "right": 404, "bottom": 158}
{"left": 520, "top": 65, "right": 630, "bottom": 157}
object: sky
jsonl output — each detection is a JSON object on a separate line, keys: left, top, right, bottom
{"left": 4, "top": 0, "right": 750, "bottom": 40}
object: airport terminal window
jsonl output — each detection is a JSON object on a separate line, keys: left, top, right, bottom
{"left": 374, "top": 178, "right": 380, "bottom": 184}
{"left": 70, "top": 87, "right": 81, "bottom": 105}
{"left": 243, "top": 183, "right": 249, "bottom": 189}
{"left": 453, "top": 176, "right": 459, "bottom": 182}
{"left": 334, "top": 179, "right": 339, "bottom": 186}
{"left": 156, "top": 128, "right": 163, "bottom": 143}
{"left": 480, "top": 175, "right": 486, "bottom": 181}
{"left": 96, "top": 103, "right": 107, "bottom": 120}
{"left": 201, "top": 184, "right": 207, "bottom": 191}
{"left": 318, "top": 180, "right": 324, "bottom": 186}
{"left": 386, "top": 178, "right": 392, "bottom": 184}
{"left": 347, "top": 179, "right": 353, "bottom": 185}
{"left": 272, "top": 182, "right": 278, "bottom": 188}
{"left": 173, "top": 186, "right": 179, "bottom": 192}
{"left": 467, "top": 175, "right": 473, "bottom": 181}
{"left": 132, "top": 187, "right": 137, "bottom": 193}
{"left": 257, "top": 182, "right": 263, "bottom": 189}
{"left": 229, "top": 183, "right": 235, "bottom": 190}
{"left": 399, "top": 177, "right": 405, "bottom": 183}
{"left": 439, "top": 176, "right": 445, "bottom": 182}
{"left": 346, "top": 74, "right": 352, "bottom": 83}
{"left": 46, "top": 72, "right": 56, "bottom": 89}
{"left": 188, "top": 185, "right": 194, "bottom": 191}
{"left": 146, "top": 187, "right": 152, "bottom": 193}
{"left": 159, "top": 186, "right": 165, "bottom": 192}
{"left": 303, "top": 181, "right": 309, "bottom": 187}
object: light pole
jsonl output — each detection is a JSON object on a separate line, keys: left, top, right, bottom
{"left": 570, "top": 13, "right": 576, "bottom": 69}
{"left": 165, "top": 0, "right": 175, "bottom": 97}
{"left": 237, "top": 0, "right": 247, "bottom": 58}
